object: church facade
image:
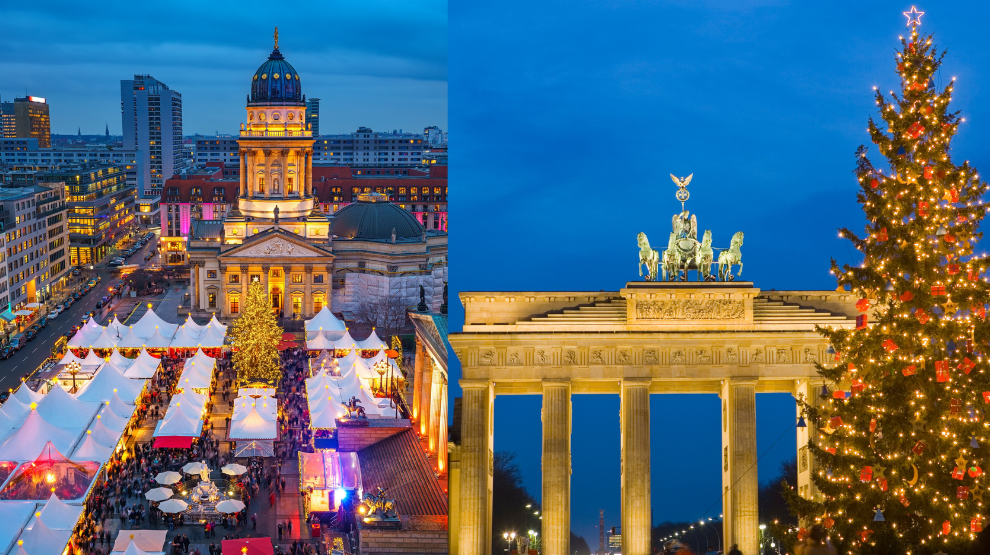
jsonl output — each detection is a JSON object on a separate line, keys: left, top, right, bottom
{"left": 185, "top": 35, "right": 447, "bottom": 322}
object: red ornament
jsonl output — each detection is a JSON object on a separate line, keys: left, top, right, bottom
{"left": 983, "top": 391, "right": 990, "bottom": 404}
{"left": 937, "top": 368, "right": 951, "bottom": 382}
{"left": 900, "top": 290, "right": 915, "bottom": 302}
{"left": 958, "top": 486, "right": 970, "bottom": 499}
{"left": 870, "top": 178, "right": 879, "bottom": 188}
{"left": 958, "top": 358, "right": 976, "bottom": 374}
{"left": 876, "top": 227, "right": 888, "bottom": 242}
{"left": 899, "top": 495, "right": 910, "bottom": 507}
{"left": 856, "top": 298, "right": 870, "bottom": 312}
{"left": 947, "top": 263, "right": 960, "bottom": 275}
{"left": 950, "top": 398, "right": 963, "bottom": 414}
{"left": 826, "top": 446, "right": 836, "bottom": 455}
{"left": 848, "top": 362, "right": 857, "bottom": 372}
{"left": 913, "top": 440, "right": 927, "bottom": 455}
{"left": 878, "top": 477, "right": 888, "bottom": 491}
{"left": 969, "top": 269, "right": 981, "bottom": 282}
{"left": 860, "top": 466, "right": 873, "bottom": 482}
{"left": 829, "top": 416, "right": 843, "bottom": 429}
{"left": 936, "top": 167, "right": 948, "bottom": 178}
{"left": 972, "top": 517, "right": 984, "bottom": 533}
{"left": 859, "top": 530, "right": 872, "bottom": 543}
{"left": 882, "top": 339, "right": 898, "bottom": 352}
{"left": 833, "top": 390, "right": 847, "bottom": 399}
{"left": 953, "top": 466, "right": 966, "bottom": 480}
{"left": 948, "top": 188, "right": 959, "bottom": 203}
{"left": 945, "top": 234, "right": 957, "bottom": 244}
{"left": 935, "top": 359, "right": 949, "bottom": 372}
{"left": 968, "top": 466, "right": 984, "bottom": 478}
{"left": 869, "top": 418, "right": 877, "bottom": 432}
{"left": 943, "top": 521, "right": 952, "bottom": 535}
{"left": 856, "top": 314, "right": 868, "bottom": 329}
{"left": 924, "top": 166, "right": 934, "bottom": 179}
{"left": 823, "top": 517, "right": 835, "bottom": 529}
{"left": 931, "top": 285, "right": 947, "bottom": 296}
{"left": 852, "top": 379, "right": 866, "bottom": 395}
{"left": 915, "top": 309, "right": 930, "bottom": 324}
{"left": 902, "top": 364, "right": 917, "bottom": 376}
{"left": 917, "top": 201, "right": 928, "bottom": 218}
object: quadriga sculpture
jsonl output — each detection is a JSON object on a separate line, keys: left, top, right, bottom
{"left": 636, "top": 232, "right": 660, "bottom": 281}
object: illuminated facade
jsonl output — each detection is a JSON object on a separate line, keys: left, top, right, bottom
{"left": 44, "top": 163, "right": 136, "bottom": 266}
{"left": 184, "top": 34, "right": 447, "bottom": 323}
{"left": 0, "top": 184, "right": 69, "bottom": 309}
{"left": 121, "top": 75, "right": 183, "bottom": 198}
{"left": 7, "top": 97, "right": 51, "bottom": 148}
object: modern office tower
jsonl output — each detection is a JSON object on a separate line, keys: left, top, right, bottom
{"left": 0, "top": 183, "right": 70, "bottom": 309}
{"left": 423, "top": 125, "right": 447, "bottom": 146}
{"left": 10, "top": 97, "right": 51, "bottom": 148}
{"left": 0, "top": 97, "right": 14, "bottom": 138}
{"left": 312, "top": 127, "right": 425, "bottom": 166}
{"left": 306, "top": 98, "right": 320, "bottom": 136}
{"left": 121, "top": 74, "right": 183, "bottom": 198}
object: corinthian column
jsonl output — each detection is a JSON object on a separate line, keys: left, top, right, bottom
{"left": 542, "top": 380, "right": 571, "bottom": 555}
{"left": 263, "top": 150, "right": 271, "bottom": 199}
{"left": 721, "top": 379, "right": 759, "bottom": 555}
{"left": 412, "top": 339, "right": 425, "bottom": 422}
{"left": 459, "top": 380, "right": 494, "bottom": 555}
{"left": 621, "top": 379, "right": 651, "bottom": 555}
{"left": 239, "top": 153, "right": 247, "bottom": 197}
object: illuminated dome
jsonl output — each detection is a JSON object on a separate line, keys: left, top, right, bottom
{"left": 249, "top": 40, "right": 303, "bottom": 106}
{"left": 332, "top": 192, "right": 425, "bottom": 242}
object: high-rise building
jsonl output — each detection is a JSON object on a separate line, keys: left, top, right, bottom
{"left": 0, "top": 183, "right": 70, "bottom": 309}
{"left": 0, "top": 98, "right": 14, "bottom": 138}
{"left": 11, "top": 97, "right": 51, "bottom": 148}
{"left": 121, "top": 74, "right": 183, "bottom": 198}
{"left": 423, "top": 125, "right": 447, "bottom": 146}
{"left": 306, "top": 98, "right": 320, "bottom": 136}
{"left": 312, "top": 127, "right": 425, "bottom": 166}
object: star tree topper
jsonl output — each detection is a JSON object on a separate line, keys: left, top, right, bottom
{"left": 903, "top": 6, "right": 924, "bottom": 27}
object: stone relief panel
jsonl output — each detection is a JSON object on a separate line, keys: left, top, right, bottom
{"left": 671, "top": 349, "right": 686, "bottom": 364}
{"left": 635, "top": 299, "right": 745, "bottom": 320}
{"left": 696, "top": 349, "right": 712, "bottom": 364}
{"left": 506, "top": 350, "right": 522, "bottom": 365}
{"left": 616, "top": 349, "right": 631, "bottom": 365}
{"left": 590, "top": 349, "right": 605, "bottom": 365}
{"left": 776, "top": 348, "right": 792, "bottom": 364}
{"left": 562, "top": 349, "right": 577, "bottom": 365}
{"left": 644, "top": 348, "right": 659, "bottom": 365}
{"left": 479, "top": 349, "right": 497, "bottom": 366}
{"left": 725, "top": 347, "right": 740, "bottom": 363}
{"left": 751, "top": 348, "right": 766, "bottom": 364}
{"left": 803, "top": 348, "right": 818, "bottom": 364}
{"left": 534, "top": 349, "right": 550, "bottom": 365}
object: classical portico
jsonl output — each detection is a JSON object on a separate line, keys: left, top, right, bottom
{"left": 449, "top": 282, "right": 858, "bottom": 555}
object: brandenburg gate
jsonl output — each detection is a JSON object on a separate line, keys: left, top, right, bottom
{"left": 449, "top": 282, "right": 857, "bottom": 555}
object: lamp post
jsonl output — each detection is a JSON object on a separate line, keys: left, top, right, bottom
{"left": 503, "top": 532, "right": 516, "bottom": 554}
{"left": 372, "top": 359, "right": 389, "bottom": 396}
{"left": 67, "top": 361, "right": 82, "bottom": 393}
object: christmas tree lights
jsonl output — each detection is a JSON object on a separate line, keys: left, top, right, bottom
{"left": 779, "top": 13, "right": 990, "bottom": 555}
{"left": 229, "top": 280, "right": 284, "bottom": 387}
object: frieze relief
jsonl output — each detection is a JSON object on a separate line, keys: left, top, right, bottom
{"left": 562, "top": 349, "right": 577, "bottom": 365}
{"left": 635, "top": 299, "right": 745, "bottom": 320}
{"left": 507, "top": 350, "right": 522, "bottom": 365}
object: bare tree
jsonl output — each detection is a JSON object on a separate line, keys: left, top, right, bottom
{"left": 353, "top": 279, "right": 413, "bottom": 338}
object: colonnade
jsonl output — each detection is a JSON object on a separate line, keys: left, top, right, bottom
{"left": 188, "top": 261, "right": 332, "bottom": 318}
{"left": 457, "top": 378, "right": 767, "bottom": 555}
{"left": 413, "top": 337, "right": 450, "bottom": 472}
{"left": 239, "top": 147, "right": 313, "bottom": 198}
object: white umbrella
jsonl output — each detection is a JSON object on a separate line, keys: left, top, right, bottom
{"left": 14, "top": 310, "right": 32, "bottom": 316}
{"left": 157, "top": 499, "right": 188, "bottom": 513}
{"left": 215, "top": 499, "right": 245, "bottom": 514}
{"left": 221, "top": 463, "right": 248, "bottom": 476}
{"left": 181, "top": 461, "right": 209, "bottom": 475}
{"left": 24, "top": 303, "right": 42, "bottom": 309}
{"left": 145, "top": 487, "right": 174, "bottom": 502}
{"left": 155, "top": 471, "right": 182, "bottom": 485}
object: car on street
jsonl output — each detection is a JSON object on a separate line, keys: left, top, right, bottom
{"left": 49, "top": 307, "right": 62, "bottom": 319}
{"left": 71, "top": 267, "right": 81, "bottom": 276}
{"left": 0, "top": 346, "right": 12, "bottom": 360}
{"left": 72, "top": 292, "right": 81, "bottom": 300}
{"left": 9, "top": 335, "right": 23, "bottom": 351}
{"left": 24, "top": 327, "right": 39, "bottom": 341}
{"left": 37, "top": 317, "right": 48, "bottom": 329}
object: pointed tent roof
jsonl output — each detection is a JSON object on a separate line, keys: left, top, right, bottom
{"left": 142, "top": 327, "right": 174, "bottom": 349}
{"left": 169, "top": 390, "right": 208, "bottom": 409}
{"left": 0, "top": 397, "right": 30, "bottom": 423}
{"left": 229, "top": 406, "right": 278, "bottom": 440}
{"left": 106, "top": 315, "right": 128, "bottom": 340}
{"left": 168, "top": 324, "right": 203, "bottom": 349}
{"left": 115, "top": 326, "right": 145, "bottom": 349}
{"left": 120, "top": 540, "right": 154, "bottom": 555}
{"left": 206, "top": 314, "right": 228, "bottom": 334}
{"left": 83, "top": 349, "right": 106, "bottom": 366}
{"left": 36, "top": 492, "right": 83, "bottom": 530}
{"left": 177, "top": 366, "right": 212, "bottom": 389}
{"left": 10, "top": 385, "right": 42, "bottom": 407}
{"left": 327, "top": 371, "right": 387, "bottom": 416}
{"left": 182, "top": 315, "right": 207, "bottom": 334}
{"left": 305, "top": 331, "right": 336, "bottom": 350}
{"left": 166, "top": 398, "right": 205, "bottom": 421}
{"left": 0, "top": 413, "right": 79, "bottom": 461}
{"left": 94, "top": 406, "right": 130, "bottom": 432}
{"left": 106, "top": 390, "right": 136, "bottom": 421}
{"left": 87, "top": 417, "right": 121, "bottom": 448}
{"left": 58, "top": 350, "right": 86, "bottom": 366}
{"left": 195, "top": 325, "right": 227, "bottom": 348}
{"left": 17, "top": 515, "right": 72, "bottom": 555}
{"left": 154, "top": 410, "right": 202, "bottom": 437}
{"left": 124, "top": 349, "right": 161, "bottom": 379}
{"left": 132, "top": 309, "right": 178, "bottom": 338}
{"left": 71, "top": 432, "right": 113, "bottom": 462}
{"left": 184, "top": 349, "right": 216, "bottom": 370}
{"left": 108, "top": 350, "right": 134, "bottom": 369}
{"left": 306, "top": 305, "right": 346, "bottom": 333}
{"left": 0, "top": 503, "right": 36, "bottom": 555}
{"left": 0, "top": 404, "right": 23, "bottom": 437}
{"left": 36, "top": 383, "right": 99, "bottom": 429}
{"left": 75, "top": 364, "right": 145, "bottom": 405}
{"left": 88, "top": 327, "right": 119, "bottom": 349}
{"left": 355, "top": 329, "right": 388, "bottom": 352}
{"left": 340, "top": 356, "right": 381, "bottom": 381}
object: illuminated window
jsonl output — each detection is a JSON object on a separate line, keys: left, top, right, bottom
{"left": 314, "top": 295, "right": 324, "bottom": 312}
{"left": 292, "top": 274, "right": 302, "bottom": 284}
{"left": 208, "top": 292, "right": 217, "bottom": 308}
{"left": 271, "top": 269, "right": 282, "bottom": 278}
{"left": 230, "top": 299, "right": 239, "bottom": 313}
{"left": 313, "top": 274, "right": 324, "bottom": 284}
{"left": 292, "top": 296, "right": 301, "bottom": 313}
{"left": 229, "top": 274, "right": 240, "bottom": 284}
{"left": 207, "top": 270, "right": 217, "bottom": 279}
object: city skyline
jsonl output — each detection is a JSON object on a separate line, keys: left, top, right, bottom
{"left": 0, "top": 1, "right": 447, "bottom": 135}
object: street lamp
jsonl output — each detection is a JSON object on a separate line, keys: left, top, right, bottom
{"left": 66, "top": 361, "right": 82, "bottom": 393}
{"left": 503, "top": 532, "right": 516, "bottom": 554}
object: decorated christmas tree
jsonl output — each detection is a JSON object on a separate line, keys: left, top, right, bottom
{"left": 781, "top": 9, "right": 990, "bottom": 554}
{"left": 229, "top": 280, "right": 283, "bottom": 386}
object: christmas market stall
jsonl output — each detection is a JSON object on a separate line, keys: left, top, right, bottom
{"left": 0, "top": 442, "right": 100, "bottom": 501}
{"left": 0, "top": 502, "right": 39, "bottom": 554}
{"left": 298, "top": 450, "right": 362, "bottom": 515}
{"left": 110, "top": 530, "right": 168, "bottom": 553}
{"left": 221, "top": 537, "right": 274, "bottom": 555}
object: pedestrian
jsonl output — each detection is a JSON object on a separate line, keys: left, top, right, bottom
{"left": 251, "top": 513, "right": 257, "bottom": 530}
{"left": 183, "top": 534, "right": 190, "bottom": 554}
{"left": 278, "top": 522, "right": 283, "bottom": 540}
{"left": 728, "top": 544, "right": 742, "bottom": 555}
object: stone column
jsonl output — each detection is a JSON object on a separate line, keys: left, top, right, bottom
{"left": 303, "top": 265, "right": 313, "bottom": 318}
{"left": 190, "top": 262, "right": 200, "bottom": 310}
{"left": 542, "top": 380, "right": 571, "bottom": 555}
{"left": 794, "top": 379, "right": 820, "bottom": 508}
{"left": 247, "top": 151, "right": 256, "bottom": 196}
{"left": 240, "top": 265, "right": 249, "bottom": 304}
{"left": 419, "top": 352, "right": 435, "bottom": 440}
{"left": 412, "top": 339, "right": 425, "bottom": 422}
{"left": 458, "top": 380, "right": 494, "bottom": 555}
{"left": 239, "top": 154, "right": 246, "bottom": 196}
{"left": 429, "top": 365, "right": 442, "bottom": 454}
{"left": 621, "top": 379, "right": 651, "bottom": 555}
{"left": 306, "top": 150, "right": 313, "bottom": 197}
{"left": 325, "top": 264, "right": 334, "bottom": 312}
{"left": 721, "top": 379, "right": 759, "bottom": 555}
{"left": 261, "top": 266, "right": 270, "bottom": 305}
{"left": 263, "top": 150, "right": 271, "bottom": 199}
{"left": 218, "top": 265, "right": 227, "bottom": 316}
{"left": 284, "top": 267, "right": 295, "bottom": 318}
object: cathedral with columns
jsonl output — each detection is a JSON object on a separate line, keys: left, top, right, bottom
{"left": 185, "top": 32, "right": 447, "bottom": 321}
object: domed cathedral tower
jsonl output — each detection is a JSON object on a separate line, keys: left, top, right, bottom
{"left": 234, "top": 28, "right": 321, "bottom": 221}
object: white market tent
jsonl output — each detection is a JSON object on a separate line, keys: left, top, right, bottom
{"left": 0, "top": 397, "right": 30, "bottom": 424}
{"left": 177, "top": 370, "right": 212, "bottom": 390}
{"left": 10, "top": 385, "right": 43, "bottom": 407}
{"left": 109, "top": 350, "right": 134, "bottom": 369}
{"left": 124, "top": 349, "right": 162, "bottom": 379}
{"left": 131, "top": 310, "right": 179, "bottom": 339}
{"left": 305, "top": 331, "right": 337, "bottom": 351}
{"left": 75, "top": 364, "right": 145, "bottom": 405}
{"left": 34, "top": 493, "right": 84, "bottom": 530}
{"left": 168, "top": 325, "right": 202, "bottom": 349}
{"left": 58, "top": 350, "right": 87, "bottom": 367}
{"left": 110, "top": 530, "right": 168, "bottom": 553}
{"left": 106, "top": 391, "right": 137, "bottom": 421}
{"left": 0, "top": 409, "right": 80, "bottom": 461}
{"left": 184, "top": 349, "right": 216, "bottom": 370}
{"left": 153, "top": 410, "right": 203, "bottom": 438}
{"left": 106, "top": 316, "right": 128, "bottom": 340}
{"left": 166, "top": 398, "right": 206, "bottom": 421}
{"left": 86, "top": 417, "right": 122, "bottom": 449}
{"left": 71, "top": 432, "right": 114, "bottom": 462}
{"left": 305, "top": 306, "right": 346, "bottom": 333}
{"left": 228, "top": 405, "right": 277, "bottom": 440}
{"left": 16, "top": 515, "right": 72, "bottom": 555}
{"left": 94, "top": 406, "right": 130, "bottom": 433}
{"left": 0, "top": 502, "right": 37, "bottom": 555}
{"left": 88, "top": 328, "right": 119, "bottom": 349}
{"left": 195, "top": 325, "right": 227, "bottom": 348}
{"left": 205, "top": 315, "right": 227, "bottom": 335}
{"left": 36, "top": 383, "right": 99, "bottom": 430}
{"left": 355, "top": 329, "right": 388, "bottom": 352}
{"left": 168, "top": 390, "right": 208, "bottom": 409}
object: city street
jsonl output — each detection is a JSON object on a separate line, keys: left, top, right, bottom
{"left": 0, "top": 229, "right": 164, "bottom": 392}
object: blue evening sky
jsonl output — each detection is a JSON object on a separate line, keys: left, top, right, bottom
{"left": 0, "top": 0, "right": 447, "bottom": 136}
{"left": 449, "top": 0, "right": 990, "bottom": 544}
